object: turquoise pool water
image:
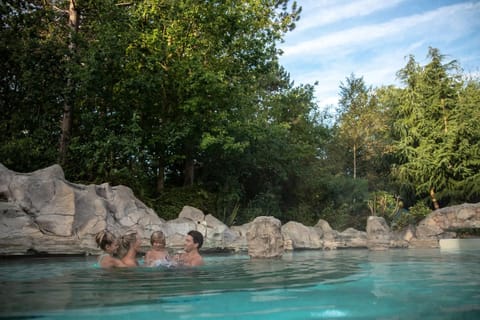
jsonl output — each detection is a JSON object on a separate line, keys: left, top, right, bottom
{"left": 0, "top": 248, "right": 479, "bottom": 319}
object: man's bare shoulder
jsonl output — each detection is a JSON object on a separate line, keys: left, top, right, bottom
{"left": 191, "top": 254, "right": 204, "bottom": 266}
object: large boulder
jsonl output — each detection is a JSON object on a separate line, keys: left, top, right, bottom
{"left": 204, "top": 214, "right": 239, "bottom": 250}
{"left": 164, "top": 217, "right": 198, "bottom": 249}
{"left": 178, "top": 205, "right": 205, "bottom": 223}
{"left": 229, "top": 223, "right": 251, "bottom": 252}
{"left": 314, "top": 219, "right": 339, "bottom": 250}
{"left": 246, "top": 216, "right": 284, "bottom": 258}
{"left": 410, "top": 203, "right": 480, "bottom": 248}
{"left": 366, "top": 216, "right": 391, "bottom": 250}
{"left": 336, "top": 227, "right": 367, "bottom": 248}
{"left": 281, "top": 221, "right": 323, "bottom": 249}
{"left": 389, "top": 225, "right": 413, "bottom": 248}
{"left": 167, "top": 206, "right": 241, "bottom": 251}
{"left": 0, "top": 202, "right": 41, "bottom": 254}
{"left": 0, "top": 164, "right": 164, "bottom": 255}
{"left": 415, "top": 203, "right": 480, "bottom": 240}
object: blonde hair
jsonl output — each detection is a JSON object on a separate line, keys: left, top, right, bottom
{"left": 117, "top": 232, "right": 138, "bottom": 259}
{"left": 150, "top": 231, "right": 166, "bottom": 247}
{"left": 95, "top": 230, "right": 116, "bottom": 251}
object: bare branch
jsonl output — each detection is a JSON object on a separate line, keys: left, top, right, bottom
{"left": 52, "top": 5, "right": 68, "bottom": 14}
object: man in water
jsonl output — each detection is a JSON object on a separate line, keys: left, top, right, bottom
{"left": 175, "top": 230, "right": 204, "bottom": 267}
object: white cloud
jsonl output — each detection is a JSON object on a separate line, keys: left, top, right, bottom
{"left": 279, "top": 1, "right": 480, "bottom": 111}
{"left": 296, "top": 0, "right": 407, "bottom": 31}
{"left": 283, "top": 2, "right": 480, "bottom": 58}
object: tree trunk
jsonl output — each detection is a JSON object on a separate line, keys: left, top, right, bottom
{"left": 430, "top": 188, "right": 440, "bottom": 210}
{"left": 59, "top": 0, "right": 79, "bottom": 165}
{"left": 441, "top": 98, "right": 448, "bottom": 133}
{"left": 59, "top": 104, "right": 72, "bottom": 165}
{"left": 157, "top": 160, "right": 165, "bottom": 193}
{"left": 353, "top": 143, "right": 357, "bottom": 179}
{"left": 184, "top": 157, "right": 194, "bottom": 187}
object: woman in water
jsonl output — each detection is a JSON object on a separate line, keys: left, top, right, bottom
{"left": 117, "top": 231, "right": 142, "bottom": 267}
{"left": 95, "top": 230, "right": 127, "bottom": 268}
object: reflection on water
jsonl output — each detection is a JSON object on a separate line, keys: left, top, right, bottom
{"left": 1, "top": 249, "right": 479, "bottom": 319}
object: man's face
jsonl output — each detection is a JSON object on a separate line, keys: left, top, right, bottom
{"left": 184, "top": 235, "right": 197, "bottom": 253}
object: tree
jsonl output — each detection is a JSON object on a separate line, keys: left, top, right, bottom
{"left": 392, "top": 47, "right": 480, "bottom": 206}
{"left": 58, "top": 0, "right": 79, "bottom": 165}
{"left": 116, "top": 0, "right": 301, "bottom": 192}
{"left": 336, "top": 74, "right": 387, "bottom": 180}
{"left": 0, "top": 1, "right": 69, "bottom": 171}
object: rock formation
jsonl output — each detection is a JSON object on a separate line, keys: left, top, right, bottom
{"left": 246, "top": 216, "right": 284, "bottom": 258}
{"left": 281, "top": 221, "right": 323, "bottom": 249}
{"left": 0, "top": 163, "right": 164, "bottom": 254}
{"left": 1, "top": 164, "right": 480, "bottom": 256}
{"left": 0, "top": 164, "right": 242, "bottom": 255}
{"left": 409, "top": 203, "right": 480, "bottom": 248}
{"left": 366, "top": 216, "right": 391, "bottom": 250}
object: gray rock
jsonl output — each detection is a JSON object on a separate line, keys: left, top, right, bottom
{"left": 179, "top": 205, "right": 205, "bottom": 223}
{"left": 336, "top": 228, "right": 367, "bottom": 248}
{"left": 415, "top": 203, "right": 480, "bottom": 244}
{"left": 366, "top": 216, "right": 391, "bottom": 250}
{"left": 229, "top": 223, "right": 251, "bottom": 252}
{"left": 246, "top": 216, "right": 284, "bottom": 258}
{"left": 0, "top": 164, "right": 164, "bottom": 255}
{"left": 2, "top": 164, "right": 480, "bottom": 255}
{"left": 315, "top": 219, "right": 339, "bottom": 249}
{"left": 281, "top": 221, "right": 323, "bottom": 249}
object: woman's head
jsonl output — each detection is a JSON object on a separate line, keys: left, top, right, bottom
{"left": 150, "top": 231, "right": 166, "bottom": 248}
{"left": 117, "top": 232, "right": 140, "bottom": 258}
{"left": 95, "top": 230, "right": 118, "bottom": 253}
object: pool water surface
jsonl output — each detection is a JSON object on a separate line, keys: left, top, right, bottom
{"left": 0, "top": 248, "right": 479, "bottom": 319}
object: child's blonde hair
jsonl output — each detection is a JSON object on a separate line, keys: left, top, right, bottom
{"left": 150, "top": 231, "right": 166, "bottom": 247}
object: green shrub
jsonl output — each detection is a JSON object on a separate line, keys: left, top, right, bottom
{"left": 391, "top": 201, "right": 431, "bottom": 230}
{"left": 151, "top": 187, "right": 216, "bottom": 221}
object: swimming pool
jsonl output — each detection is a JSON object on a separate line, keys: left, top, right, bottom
{"left": 0, "top": 248, "right": 479, "bottom": 319}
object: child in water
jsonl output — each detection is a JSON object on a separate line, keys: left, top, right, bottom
{"left": 95, "top": 230, "right": 127, "bottom": 268}
{"left": 144, "top": 231, "right": 174, "bottom": 267}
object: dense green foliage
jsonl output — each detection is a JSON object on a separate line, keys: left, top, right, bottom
{"left": 392, "top": 48, "right": 480, "bottom": 206}
{"left": 1, "top": 1, "right": 479, "bottom": 230}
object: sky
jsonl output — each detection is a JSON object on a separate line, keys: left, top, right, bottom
{"left": 277, "top": 0, "right": 480, "bottom": 110}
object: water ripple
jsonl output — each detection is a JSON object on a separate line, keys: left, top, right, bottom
{"left": 1, "top": 249, "right": 479, "bottom": 319}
